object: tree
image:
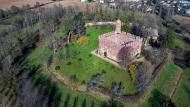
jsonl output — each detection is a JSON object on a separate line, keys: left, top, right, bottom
{"left": 88, "top": 0, "right": 94, "bottom": 2}
{"left": 129, "top": 62, "right": 138, "bottom": 83}
{"left": 136, "top": 61, "right": 152, "bottom": 91}
{"left": 64, "top": 93, "right": 70, "bottom": 107}
{"left": 0, "top": 9, "right": 8, "bottom": 19}
{"left": 87, "top": 73, "right": 104, "bottom": 91}
{"left": 102, "top": 99, "right": 124, "bottom": 107}
{"left": 70, "top": 12, "right": 85, "bottom": 37}
{"left": 143, "top": 48, "right": 167, "bottom": 67}
{"left": 72, "top": 96, "right": 78, "bottom": 107}
{"left": 91, "top": 101, "right": 95, "bottom": 107}
{"left": 82, "top": 98, "right": 86, "bottom": 107}
{"left": 148, "top": 90, "right": 176, "bottom": 107}
{"left": 9, "top": 6, "right": 20, "bottom": 15}
{"left": 111, "top": 82, "right": 124, "bottom": 97}
{"left": 161, "top": 28, "right": 175, "bottom": 49}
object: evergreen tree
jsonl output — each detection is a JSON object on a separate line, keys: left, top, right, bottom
{"left": 91, "top": 101, "right": 95, "bottom": 107}
{"left": 64, "top": 93, "right": 70, "bottom": 107}
{"left": 161, "top": 28, "right": 175, "bottom": 49}
{"left": 82, "top": 98, "right": 86, "bottom": 107}
{"left": 72, "top": 96, "right": 78, "bottom": 107}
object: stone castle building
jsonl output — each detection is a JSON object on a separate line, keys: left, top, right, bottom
{"left": 98, "top": 19, "right": 143, "bottom": 63}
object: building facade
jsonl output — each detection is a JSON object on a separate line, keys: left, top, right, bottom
{"left": 98, "top": 20, "right": 143, "bottom": 63}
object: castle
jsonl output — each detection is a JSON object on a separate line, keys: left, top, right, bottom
{"left": 98, "top": 19, "right": 143, "bottom": 63}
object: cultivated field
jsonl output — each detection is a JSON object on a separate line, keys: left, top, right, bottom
{"left": 0, "top": 0, "right": 83, "bottom": 10}
{"left": 173, "top": 15, "right": 190, "bottom": 32}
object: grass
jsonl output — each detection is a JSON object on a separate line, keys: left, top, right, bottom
{"left": 172, "top": 68, "right": 190, "bottom": 107}
{"left": 55, "top": 26, "right": 137, "bottom": 95}
{"left": 139, "top": 63, "right": 179, "bottom": 107}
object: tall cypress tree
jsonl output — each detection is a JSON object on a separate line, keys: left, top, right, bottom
{"left": 82, "top": 98, "right": 86, "bottom": 107}
{"left": 64, "top": 93, "right": 70, "bottom": 107}
{"left": 72, "top": 96, "right": 78, "bottom": 107}
{"left": 91, "top": 101, "right": 95, "bottom": 107}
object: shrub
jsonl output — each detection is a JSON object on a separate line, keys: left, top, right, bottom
{"left": 69, "top": 74, "right": 77, "bottom": 82}
{"left": 55, "top": 66, "right": 60, "bottom": 70}
{"left": 111, "top": 82, "right": 124, "bottom": 96}
{"left": 89, "top": 54, "right": 92, "bottom": 57}
{"left": 78, "top": 58, "right": 82, "bottom": 61}
{"left": 87, "top": 73, "right": 104, "bottom": 90}
{"left": 81, "top": 80, "right": 86, "bottom": 84}
{"left": 136, "top": 61, "right": 152, "bottom": 91}
{"left": 67, "top": 62, "right": 72, "bottom": 65}
{"left": 77, "top": 36, "right": 89, "bottom": 47}
{"left": 102, "top": 69, "right": 106, "bottom": 74}
{"left": 128, "top": 61, "right": 138, "bottom": 83}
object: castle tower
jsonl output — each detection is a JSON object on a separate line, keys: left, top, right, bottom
{"left": 115, "top": 19, "right": 121, "bottom": 34}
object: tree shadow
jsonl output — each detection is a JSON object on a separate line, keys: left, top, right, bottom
{"left": 32, "top": 72, "right": 62, "bottom": 107}
{"left": 148, "top": 90, "right": 176, "bottom": 107}
{"left": 117, "top": 46, "right": 131, "bottom": 68}
{"left": 183, "top": 85, "right": 190, "bottom": 99}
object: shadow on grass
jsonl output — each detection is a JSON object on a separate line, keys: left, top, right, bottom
{"left": 32, "top": 72, "right": 62, "bottom": 107}
{"left": 184, "top": 85, "right": 190, "bottom": 101}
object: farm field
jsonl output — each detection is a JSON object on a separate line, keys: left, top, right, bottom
{"left": 173, "top": 15, "right": 190, "bottom": 32}
{"left": 0, "top": 0, "right": 49, "bottom": 9}
{"left": 0, "top": 0, "right": 84, "bottom": 10}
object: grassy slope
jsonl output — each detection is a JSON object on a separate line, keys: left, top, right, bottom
{"left": 139, "top": 63, "right": 179, "bottom": 107}
{"left": 172, "top": 69, "right": 190, "bottom": 107}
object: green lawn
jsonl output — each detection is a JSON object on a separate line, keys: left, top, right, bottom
{"left": 172, "top": 69, "right": 190, "bottom": 107}
{"left": 55, "top": 26, "right": 137, "bottom": 95}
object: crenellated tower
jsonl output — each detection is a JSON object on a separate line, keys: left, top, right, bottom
{"left": 115, "top": 19, "right": 121, "bottom": 34}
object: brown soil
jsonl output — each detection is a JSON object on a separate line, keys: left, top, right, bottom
{"left": 173, "top": 15, "right": 190, "bottom": 32}
{"left": 0, "top": 0, "right": 48, "bottom": 9}
{"left": 0, "top": 0, "right": 83, "bottom": 10}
